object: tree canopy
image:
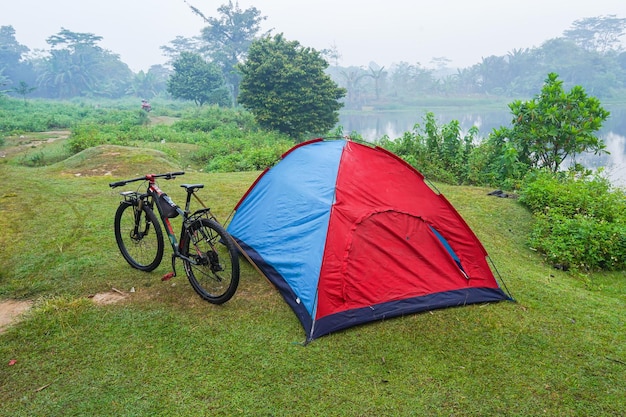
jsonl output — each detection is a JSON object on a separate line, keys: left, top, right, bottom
{"left": 495, "top": 73, "right": 610, "bottom": 173}
{"left": 188, "top": 1, "right": 267, "bottom": 104}
{"left": 0, "top": 25, "right": 34, "bottom": 89}
{"left": 167, "top": 52, "right": 230, "bottom": 106}
{"left": 37, "top": 28, "right": 132, "bottom": 98}
{"left": 237, "top": 34, "right": 346, "bottom": 139}
{"left": 563, "top": 15, "right": 626, "bottom": 53}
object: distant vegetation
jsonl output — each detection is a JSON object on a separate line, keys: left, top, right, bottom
{"left": 1, "top": 8, "right": 625, "bottom": 108}
{"left": 0, "top": 97, "right": 294, "bottom": 173}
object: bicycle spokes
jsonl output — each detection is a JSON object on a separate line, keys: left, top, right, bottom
{"left": 190, "top": 228, "right": 224, "bottom": 277}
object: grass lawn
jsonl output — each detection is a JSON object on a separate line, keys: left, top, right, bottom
{"left": 0, "top": 139, "right": 624, "bottom": 416}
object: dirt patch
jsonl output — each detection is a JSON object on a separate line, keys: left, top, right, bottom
{"left": 0, "top": 130, "right": 70, "bottom": 159}
{"left": 0, "top": 300, "right": 33, "bottom": 334}
{"left": 90, "top": 290, "right": 129, "bottom": 305}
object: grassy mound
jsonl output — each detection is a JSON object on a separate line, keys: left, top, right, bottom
{"left": 54, "top": 145, "right": 183, "bottom": 177}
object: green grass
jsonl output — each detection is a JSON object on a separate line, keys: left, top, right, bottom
{"left": 0, "top": 141, "right": 625, "bottom": 416}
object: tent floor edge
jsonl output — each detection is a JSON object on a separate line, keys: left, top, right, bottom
{"left": 310, "top": 287, "right": 510, "bottom": 341}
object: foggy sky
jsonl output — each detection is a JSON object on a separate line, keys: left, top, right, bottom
{"left": 2, "top": 0, "right": 625, "bottom": 72}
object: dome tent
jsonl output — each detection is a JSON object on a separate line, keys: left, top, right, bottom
{"left": 227, "top": 138, "right": 511, "bottom": 342}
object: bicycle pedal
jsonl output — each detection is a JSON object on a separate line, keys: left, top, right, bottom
{"left": 161, "top": 272, "right": 175, "bottom": 281}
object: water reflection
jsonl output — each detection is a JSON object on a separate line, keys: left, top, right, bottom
{"left": 577, "top": 132, "right": 626, "bottom": 187}
{"left": 338, "top": 107, "right": 626, "bottom": 187}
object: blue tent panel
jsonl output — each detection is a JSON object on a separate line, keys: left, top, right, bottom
{"left": 227, "top": 140, "right": 346, "bottom": 315}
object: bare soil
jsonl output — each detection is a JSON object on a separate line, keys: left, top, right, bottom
{"left": 0, "top": 300, "right": 33, "bottom": 334}
{"left": 89, "top": 290, "right": 129, "bottom": 305}
{"left": 0, "top": 130, "right": 70, "bottom": 159}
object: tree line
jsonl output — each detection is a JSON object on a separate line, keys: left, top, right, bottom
{"left": 334, "top": 15, "right": 626, "bottom": 108}
{"left": 1, "top": 4, "right": 624, "bottom": 106}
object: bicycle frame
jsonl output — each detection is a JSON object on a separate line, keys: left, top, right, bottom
{"left": 110, "top": 171, "right": 240, "bottom": 303}
{"left": 115, "top": 172, "right": 218, "bottom": 275}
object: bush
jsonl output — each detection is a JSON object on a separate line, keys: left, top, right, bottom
{"left": 520, "top": 170, "right": 626, "bottom": 271}
{"left": 172, "top": 107, "right": 256, "bottom": 133}
{"left": 520, "top": 170, "right": 626, "bottom": 222}
{"left": 377, "top": 112, "right": 477, "bottom": 184}
{"left": 467, "top": 129, "right": 530, "bottom": 189}
{"left": 198, "top": 130, "right": 293, "bottom": 173}
{"left": 65, "top": 123, "right": 131, "bottom": 153}
{"left": 529, "top": 211, "right": 626, "bottom": 271}
{"left": 0, "top": 98, "right": 143, "bottom": 134}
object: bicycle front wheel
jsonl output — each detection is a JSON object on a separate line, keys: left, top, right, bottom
{"left": 114, "top": 202, "right": 164, "bottom": 271}
{"left": 181, "top": 218, "right": 239, "bottom": 304}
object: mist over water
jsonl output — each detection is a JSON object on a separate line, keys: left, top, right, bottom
{"left": 339, "top": 107, "right": 626, "bottom": 188}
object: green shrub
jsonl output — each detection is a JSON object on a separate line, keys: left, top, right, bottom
{"left": 529, "top": 211, "right": 626, "bottom": 271}
{"left": 200, "top": 131, "right": 293, "bottom": 172}
{"left": 172, "top": 107, "right": 256, "bottom": 133}
{"left": 65, "top": 123, "right": 131, "bottom": 153}
{"left": 520, "top": 170, "right": 626, "bottom": 222}
{"left": 520, "top": 169, "right": 626, "bottom": 271}
{"left": 377, "top": 112, "right": 477, "bottom": 184}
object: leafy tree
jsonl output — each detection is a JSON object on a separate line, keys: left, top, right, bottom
{"left": 237, "top": 34, "right": 346, "bottom": 139}
{"left": 160, "top": 35, "right": 202, "bottom": 65}
{"left": 0, "top": 70, "right": 9, "bottom": 96}
{"left": 0, "top": 25, "right": 35, "bottom": 88}
{"left": 38, "top": 28, "right": 132, "bottom": 98}
{"left": 12, "top": 80, "right": 36, "bottom": 103}
{"left": 475, "top": 55, "right": 511, "bottom": 94}
{"left": 188, "top": 1, "right": 267, "bottom": 104}
{"left": 167, "top": 52, "right": 230, "bottom": 106}
{"left": 366, "top": 64, "right": 386, "bottom": 100}
{"left": 339, "top": 67, "right": 369, "bottom": 108}
{"left": 563, "top": 15, "right": 626, "bottom": 54}
{"left": 127, "top": 65, "right": 170, "bottom": 98}
{"left": 497, "top": 73, "right": 610, "bottom": 173}
{"left": 0, "top": 26, "right": 28, "bottom": 68}
{"left": 618, "top": 51, "right": 626, "bottom": 71}
{"left": 388, "top": 61, "right": 434, "bottom": 97}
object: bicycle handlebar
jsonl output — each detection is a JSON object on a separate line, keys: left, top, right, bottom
{"left": 109, "top": 171, "right": 185, "bottom": 188}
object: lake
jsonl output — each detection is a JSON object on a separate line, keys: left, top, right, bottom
{"left": 338, "top": 106, "right": 626, "bottom": 188}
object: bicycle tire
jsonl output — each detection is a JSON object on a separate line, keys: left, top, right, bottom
{"left": 114, "top": 201, "right": 164, "bottom": 272}
{"left": 181, "top": 218, "right": 239, "bottom": 304}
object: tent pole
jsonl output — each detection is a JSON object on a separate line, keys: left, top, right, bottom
{"left": 230, "top": 239, "right": 277, "bottom": 290}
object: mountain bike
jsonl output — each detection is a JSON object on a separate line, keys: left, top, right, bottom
{"left": 109, "top": 172, "right": 239, "bottom": 304}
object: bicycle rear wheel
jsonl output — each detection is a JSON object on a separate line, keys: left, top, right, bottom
{"left": 181, "top": 218, "right": 239, "bottom": 304}
{"left": 114, "top": 202, "right": 164, "bottom": 271}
